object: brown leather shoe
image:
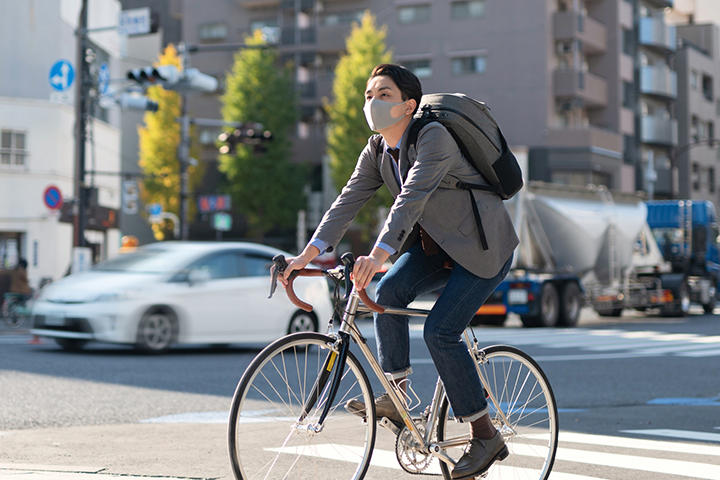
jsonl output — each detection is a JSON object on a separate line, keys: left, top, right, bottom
{"left": 345, "top": 393, "right": 403, "bottom": 426}
{"left": 451, "top": 432, "right": 509, "bottom": 479}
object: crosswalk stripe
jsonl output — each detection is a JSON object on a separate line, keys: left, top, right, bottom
{"left": 537, "top": 431, "right": 720, "bottom": 456}
{"left": 623, "top": 429, "right": 720, "bottom": 443}
{"left": 380, "top": 325, "right": 720, "bottom": 358}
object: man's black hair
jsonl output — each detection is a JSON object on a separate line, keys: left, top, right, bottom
{"left": 17, "top": 258, "right": 28, "bottom": 269}
{"left": 369, "top": 64, "right": 423, "bottom": 115}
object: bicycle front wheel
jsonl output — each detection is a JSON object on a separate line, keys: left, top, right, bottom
{"left": 228, "top": 332, "right": 377, "bottom": 480}
{"left": 436, "top": 345, "right": 558, "bottom": 480}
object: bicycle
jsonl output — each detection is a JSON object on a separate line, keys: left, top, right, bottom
{"left": 2, "top": 292, "right": 32, "bottom": 328}
{"left": 228, "top": 253, "right": 558, "bottom": 480}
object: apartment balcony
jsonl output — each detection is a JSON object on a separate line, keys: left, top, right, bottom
{"left": 641, "top": 116, "right": 678, "bottom": 146}
{"left": 553, "top": 11, "right": 607, "bottom": 54}
{"left": 553, "top": 68, "right": 608, "bottom": 107}
{"left": 547, "top": 126, "right": 623, "bottom": 153}
{"left": 640, "top": 64, "right": 677, "bottom": 99}
{"left": 236, "top": 0, "right": 280, "bottom": 7}
{"left": 645, "top": 0, "right": 674, "bottom": 9}
{"left": 639, "top": 17, "right": 676, "bottom": 52}
{"left": 316, "top": 24, "right": 350, "bottom": 52}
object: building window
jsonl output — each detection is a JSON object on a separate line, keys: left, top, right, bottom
{"left": 0, "top": 130, "right": 27, "bottom": 167}
{"left": 692, "top": 163, "right": 700, "bottom": 191}
{"left": 398, "top": 5, "right": 431, "bottom": 24}
{"left": 250, "top": 19, "right": 279, "bottom": 43}
{"left": 702, "top": 74, "right": 714, "bottom": 101}
{"left": 709, "top": 121, "right": 715, "bottom": 144}
{"left": 198, "top": 22, "right": 228, "bottom": 42}
{"left": 623, "top": 81, "right": 634, "bottom": 108}
{"left": 622, "top": 29, "right": 634, "bottom": 56}
{"left": 691, "top": 115, "right": 700, "bottom": 142}
{"left": 451, "top": 55, "right": 486, "bottom": 75}
{"left": 451, "top": 1, "right": 485, "bottom": 19}
{"left": 710, "top": 167, "right": 716, "bottom": 193}
{"left": 403, "top": 59, "right": 432, "bottom": 78}
{"left": 690, "top": 70, "right": 699, "bottom": 90}
{"left": 322, "top": 10, "right": 363, "bottom": 26}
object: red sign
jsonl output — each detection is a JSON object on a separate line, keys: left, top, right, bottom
{"left": 43, "top": 185, "right": 63, "bottom": 210}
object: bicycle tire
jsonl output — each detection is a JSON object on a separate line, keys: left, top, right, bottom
{"left": 3, "top": 298, "right": 24, "bottom": 328}
{"left": 228, "top": 332, "right": 377, "bottom": 480}
{"left": 436, "top": 345, "right": 558, "bottom": 480}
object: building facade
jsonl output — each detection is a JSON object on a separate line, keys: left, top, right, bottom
{"left": 177, "top": 0, "right": 688, "bottom": 234}
{"left": 0, "top": 0, "right": 123, "bottom": 285}
{"left": 674, "top": 23, "right": 720, "bottom": 202}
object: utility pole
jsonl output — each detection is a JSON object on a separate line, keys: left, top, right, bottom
{"left": 178, "top": 43, "right": 191, "bottom": 240}
{"left": 73, "top": 0, "right": 89, "bottom": 247}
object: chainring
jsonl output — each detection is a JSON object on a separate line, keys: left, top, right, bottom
{"left": 395, "top": 418, "right": 434, "bottom": 474}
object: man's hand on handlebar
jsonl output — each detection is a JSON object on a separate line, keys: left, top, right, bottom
{"left": 277, "top": 245, "right": 320, "bottom": 287}
{"left": 351, "top": 247, "right": 390, "bottom": 291}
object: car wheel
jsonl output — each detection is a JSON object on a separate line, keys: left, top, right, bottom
{"left": 55, "top": 338, "right": 88, "bottom": 351}
{"left": 287, "top": 310, "right": 318, "bottom": 334}
{"left": 136, "top": 307, "right": 177, "bottom": 353}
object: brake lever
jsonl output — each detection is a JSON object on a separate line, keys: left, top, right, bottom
{"left": 340, "top": 253, "right": 355, "bottom": 300}
{"left": 269, "top": 254, "right": 288, "bottom": 299}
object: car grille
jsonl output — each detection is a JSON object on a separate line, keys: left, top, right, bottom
{"left": 33, "top": 315, "right": 94, "bottom": 334}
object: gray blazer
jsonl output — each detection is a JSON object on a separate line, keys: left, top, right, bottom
{"left": 310, "top": 120, "right": 519, "bottom": 278}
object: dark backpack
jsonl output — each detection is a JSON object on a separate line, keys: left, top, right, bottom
{"left": 405, "top": 93, "right": 523, "bottom": 200}
{"left": 404, "top": 93, "right": 523, "bottom": 250}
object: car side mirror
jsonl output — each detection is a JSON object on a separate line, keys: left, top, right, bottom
{"left": 188, "top": 268, "right": 210, "bottom": 286}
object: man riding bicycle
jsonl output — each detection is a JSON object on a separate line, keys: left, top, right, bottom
{"left": 281, "top": 64, "right": 518, "bottom": 480}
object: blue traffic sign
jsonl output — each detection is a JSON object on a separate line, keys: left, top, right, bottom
{"left": 98, "top": 63, "right": 110, "bottom": 95}
{"left": 147, "top": 203, "right": 163, "bottom": 216}
{"left": 49, "top": 60, "right": 75, "bottom": 92}
{"left": 43, "top": 185, "right": 63, "bottom": 210}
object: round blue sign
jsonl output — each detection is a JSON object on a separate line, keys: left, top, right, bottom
{"left": 49, "top": 60, "right": 75, "bottom": 92}
{"left": 44, "top": 185, "right": 63, "bottom": 210}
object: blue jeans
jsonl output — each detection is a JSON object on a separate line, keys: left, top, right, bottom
{"left": 374, "top": 242, "right": 513, "bottom": 422}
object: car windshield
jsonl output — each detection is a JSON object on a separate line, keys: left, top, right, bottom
{"left": 93, "top": 247, "right": 185, "bottom": 274}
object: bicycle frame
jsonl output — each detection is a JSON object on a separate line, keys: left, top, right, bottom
{"left": 317, "top": 285, "right": 514, "bottom": 467}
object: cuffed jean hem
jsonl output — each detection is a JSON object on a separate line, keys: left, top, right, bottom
{"left": 384, "top": 366, "right": 413, "bottom": 381}
{"left": 455, "top": 405, "right": 489, "bottom": 423}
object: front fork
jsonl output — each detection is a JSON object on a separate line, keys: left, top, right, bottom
{"left": 297, "top": 331, "right": 350, "bottom": 426}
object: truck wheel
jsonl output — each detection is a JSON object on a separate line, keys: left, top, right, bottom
{"left": 661, "top": 281, "right": 690, "bottom": 317}
{"left": 522, "top": 283, "right": 559, "bottom": 328}
{"left": 559, "top": 282, "right": 582, "bottom": 327}
{"left": 703, "top": 303, "right": 715, "bottom": 314}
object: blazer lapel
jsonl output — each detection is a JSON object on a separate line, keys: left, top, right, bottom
{"left": 379, "top": 142, "right": 402, "bottom": 197}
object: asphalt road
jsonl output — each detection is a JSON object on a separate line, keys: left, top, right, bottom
{"left": 1, "top": 307, "right": 719, "bottom": 480}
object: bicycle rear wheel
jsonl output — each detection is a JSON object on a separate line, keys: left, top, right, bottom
{"left": 436, "top": 345, "right": 558, "bottom": 480}
{"left": 228, "top": 332, "right": 376, "bottom": 480}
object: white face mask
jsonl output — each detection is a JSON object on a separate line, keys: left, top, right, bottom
{"left": 363, "top": 98, "right": 408, "bottom": 132}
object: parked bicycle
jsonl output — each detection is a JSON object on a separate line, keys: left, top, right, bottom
{"left": 2, "top": 293, "right": 32, "bottom": 328}
{"left": 228, "top": 253, "right": 558, "bottom": 480}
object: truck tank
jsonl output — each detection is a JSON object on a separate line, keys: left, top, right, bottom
{"left": 508, "top": 182, "right": 666, "bottom": 286}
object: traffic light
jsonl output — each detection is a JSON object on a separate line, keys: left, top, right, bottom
{"left": 126, "top": 65, "right": 180, "bottom": 87}
{"left": 117, "top": 93, "right": 159, "bottom": 111}
{"left": 218, "top": 123, "right": 273, "bottom": 154}
{"left": 125, "top": 65, "right": 217, "bottom": 93}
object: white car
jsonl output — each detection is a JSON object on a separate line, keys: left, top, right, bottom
{"left": 31, "top": 242, "right": 333, "bottom": 352}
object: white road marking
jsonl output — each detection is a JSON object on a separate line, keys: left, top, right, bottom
{"left": 530, "top": 431, "right": 720, "bottom": 456}
{"left": 622, "top": 429, "right": 720, "bottom": 443}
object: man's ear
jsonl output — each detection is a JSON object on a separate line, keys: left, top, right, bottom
{"left": 406, "top": 99, "right": 417, "bottom": 116}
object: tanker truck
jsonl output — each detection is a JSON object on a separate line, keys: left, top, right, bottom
{"left": 474, "top": 181, "right": 680, "bottom": 327}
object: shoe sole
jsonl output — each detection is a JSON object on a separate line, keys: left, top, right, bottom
{"left": 451, "top": 445, "right": 509, "bottom": 480}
